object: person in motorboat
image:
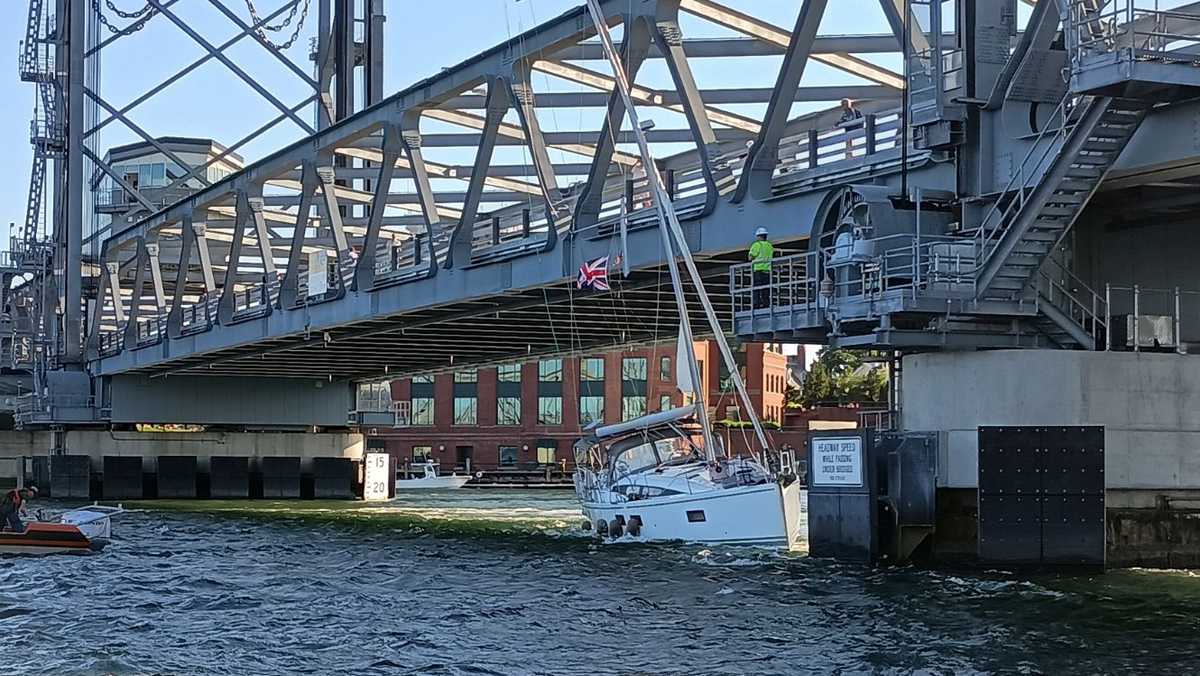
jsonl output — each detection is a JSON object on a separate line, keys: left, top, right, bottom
{"left": 0, "top": 486, "right": 37, "bottom": 533}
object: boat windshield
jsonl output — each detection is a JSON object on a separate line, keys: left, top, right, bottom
{"left": 609, "top": 433, "right": 696, "bottom": 480}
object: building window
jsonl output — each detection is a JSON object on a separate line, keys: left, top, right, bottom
{"left": 580, "top": 357, "right": 604, "bottom": 381}
{"left": 412, "top": 374, "right": 434, "bottom": 384}
{"left": 356, "top": 382, "right": 391, "bottom": 412}
{"left": 580, "top": 395, "right": 604, "bottom": 425}
{"left": 725, "top": 405, "right": 740, "bottom": 421}
{"left": 411, "top": 397, "right": 434, "bottom": 426}
{"left": 537, "top": 443, "right": 557, "bottom": 465}
{"left": 453, "top": 397, "right": 477, "bottom": 425}
{"left": 659, "top": 394, "right": 672, "bottom": 412}
{"left": 412, "top": 446, "right": 433, "bottom": 462}
{"left": 499, "top": 446, "right": 519, "bottom": 466}
{"left": 538, "top": 396, "right": 562, "bottom": 425}
{"left": 660, "top": 356, "right": 671, "bottom": 381}
{"left": 622, "top": 356, "right": 647, "bottom": 421}
{"left": 622, "top": 357, "right": 647, "bottom": 381}
{"left": 538, "top": 359, "right": 562, "bottom": 425}
{"left": 454, "top": 369, "right": 477, "bottom": 383}
{"left": 622, "top": 396, "right": 647, "bottom": 421}
{"left": 497, "top": 397, "right": 521, "bottom": 425}
{"left": 538, "top": 359, "right": 563, "bottom": 382}
{"left": 498, "top": 363, "right": 521, "bottom": 382}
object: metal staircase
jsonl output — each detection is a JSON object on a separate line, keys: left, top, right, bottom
{"left": 22, "top": 154, "right": 46, "bottom": 252}
{"left": 976, "top": 95, "right": 1149, "bottom": 300}
{"left": 18, "top": 0, "right": 53, "bottom": 84}
{"left": 970, "top": 93, "right": 1149, "bottom": 348}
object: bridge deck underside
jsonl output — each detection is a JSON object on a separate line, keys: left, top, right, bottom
{"left": 134, "top": 256, "right": 739, "bottom": 380}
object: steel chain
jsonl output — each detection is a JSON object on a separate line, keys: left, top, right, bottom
{"left": 104, "top": 0, "right": 152, "bottom": 19}
{"left": 91, "top": 0, "right": 156, "bottom": 35}
{"left": 244, "top": 0, "right": 311, "bottom": 50}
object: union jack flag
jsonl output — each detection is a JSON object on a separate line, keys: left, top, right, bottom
{"left": 577, "top": 256, "right": 610, "bottom": 291}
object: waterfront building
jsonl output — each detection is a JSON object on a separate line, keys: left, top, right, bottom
{"left": 368, "top": 341, "right": 789, "bottom": 472}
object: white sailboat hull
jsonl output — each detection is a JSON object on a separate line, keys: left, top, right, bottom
{"left": 394, "top": 475, "right": 472, "bottom": 490}
{"left": 583, "top": 480, "right": 802, "bottom": 548}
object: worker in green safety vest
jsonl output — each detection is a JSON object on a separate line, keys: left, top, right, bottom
{"left": 749, "top": 227, "right": 774, "bottom": 308}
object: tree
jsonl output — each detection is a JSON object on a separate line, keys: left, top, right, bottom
{"left": 796, "top": 347, "right": 888, "bottom": 407}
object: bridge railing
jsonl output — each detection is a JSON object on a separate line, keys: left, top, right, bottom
{"left": 134, "top": 314, "right": 166, "bottom": 347}
{"left": 97, "top": 330, "right": 123, "bottom": 358}
{"left": 178, "top": 293, "right": 218, "bottom": 335}
{"left": 1067, "top": 1, "right": 1200, "bottom": 72}
{"left": 773, "top": 112, "right": 902, "bottom": 181}
{"left": 731, "top": 234, "right": 977, "bottom": 323}
{"left": 730, "top": 250, "right": 820, "bottom": 318}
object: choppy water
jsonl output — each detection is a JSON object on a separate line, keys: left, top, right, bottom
{"left": 3, "top": 491, "right": 1199, "bottom": 675}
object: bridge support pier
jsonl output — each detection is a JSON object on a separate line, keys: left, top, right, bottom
{"left": 904, "top": 350, "right": 1200, "bottom": 568}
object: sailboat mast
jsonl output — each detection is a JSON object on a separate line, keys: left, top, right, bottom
{"left": 581, "top": 1, "right": 717, "bottom": 461}
{"left": 581, "top": 1, "right": 770, "bottom": 453}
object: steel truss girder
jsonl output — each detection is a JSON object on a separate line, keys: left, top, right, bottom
{"left": 167, "top": 214, "right": 218, "bottom": 339}
{"left": 92, "top": 0, "right": 940, "bottom": 374}
{"left": 573, "top": 15, "right": 653, "bottom": 232}
{"left": 735, "top": 0, "right": 829, "bottom": 202}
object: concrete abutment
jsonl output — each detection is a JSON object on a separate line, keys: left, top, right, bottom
{"left": 904, "top": 349, "right": 1200, "bottom": 568}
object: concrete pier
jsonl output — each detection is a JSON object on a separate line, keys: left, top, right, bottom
{"left": 905, "top": 350, "right": 1200, "bottom": 567}
{"left": 0, "top": 430, "right": 364, "bottom": 500}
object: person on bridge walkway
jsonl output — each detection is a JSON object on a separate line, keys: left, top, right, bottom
{"left": 749, "top": 227, "right": 774, "bottom": 309}
{"left": 0, "top": 486, "right": 36, "bottom": 533}
{"left": 838, "top": 98, "right": 864, "bottom": 160}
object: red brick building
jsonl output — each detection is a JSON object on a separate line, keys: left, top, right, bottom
{"left": 371, "top": 341, "right": 789, "bottom": 471}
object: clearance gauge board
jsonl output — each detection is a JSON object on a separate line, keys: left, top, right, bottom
{"left": 363, "top": 452, "right": 391, "bottom": 501}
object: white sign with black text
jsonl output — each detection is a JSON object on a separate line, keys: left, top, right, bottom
{"left": 363, "top": 452, "right": 391, "bottom": 501}
{"left": 811, "top": 436, "right": 864, "bottom": 487}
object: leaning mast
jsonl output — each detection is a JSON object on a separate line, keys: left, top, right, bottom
{"left": 582, "top": 0, "right": 770, "bottom": 455}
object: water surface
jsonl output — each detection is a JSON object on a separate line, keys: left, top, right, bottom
{"left": 3, "top": 491, "right": 1198, "bottom": 674}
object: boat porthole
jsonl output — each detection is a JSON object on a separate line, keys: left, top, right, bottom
{"left": 581, "top": 519, "right": 592, "bottom": 531}
{"left": 686, "top": 510, "right": 706, "bottom": 523}
{"left": 594, "top": 519, "right": 608, "bottom": 538}
{"left": 627, "top": 516, "right": 642, "bottom": 537}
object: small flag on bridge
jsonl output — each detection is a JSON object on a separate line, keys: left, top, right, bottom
{"left": 577, "top": 256, "right": 610, "bottom": 291}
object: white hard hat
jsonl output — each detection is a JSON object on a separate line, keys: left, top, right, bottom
{"left": 755, "top": 227, "right": 768, "bottom": 237}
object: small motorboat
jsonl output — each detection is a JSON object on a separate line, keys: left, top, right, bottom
{"left": 0, "top": 503, "right": 124, "bottom": 556}
{"left": 394, "top": 461, "right": 473, "bottom": 491}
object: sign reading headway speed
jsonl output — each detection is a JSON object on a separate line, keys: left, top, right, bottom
{"left": 811, "top": 436, "right": 864, "bottom": 487}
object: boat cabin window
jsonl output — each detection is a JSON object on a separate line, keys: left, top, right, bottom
{"left": 610, "top": 434, "right": 695, "bottom": 480}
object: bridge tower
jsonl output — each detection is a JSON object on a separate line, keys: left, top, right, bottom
{"left": 13, "top": 0, "right": 384, "bottom": 439}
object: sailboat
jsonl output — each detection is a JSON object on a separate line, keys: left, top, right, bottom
{"left": 571, "top": 1, "right": 803, "bottom": 549}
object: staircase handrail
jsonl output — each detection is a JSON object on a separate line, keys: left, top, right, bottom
{"left": 974, "top": 89, "right": 1086, "bottom": 274}
{"left": 1035, "top": 258, "right": 1107, "bottom": 346}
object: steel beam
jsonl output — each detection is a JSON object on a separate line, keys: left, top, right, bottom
{"left": 573, "top": 14, "right": 653, "bottom": 233}
{"left": 735, "top": 0, "right": 829, "bottom": 202}
{"left": 444, "top": 85, "right": 896, "bottom": 109}
{"left": 399, "top": 111, "right": 444, "bottom": 276}
{"left": 679, "top": 0, "right": 905, "bottom": 89}
{"left": 280, "top": 162, "right": 320, "bottom": 309}
{"left": 218, "top": 189, "right": 272, "bottom": 324}
{"left": 353, "top": 126, "right": 402, "bottom": 291}
{"left": 447, "top": 80, "right": 510, "bottom": 268}
{"left": 509, "top": 65, "right": 567, "bottom": 247}
{"left": 653, "top": 8, "right": 735, "bottom": 210}
{"left": 64, "top": 0, "right": 84, "bottom": 364}
{"left": 144, "top": 0, "right": 316, "bottom": 135}
{"left": 167, "top": 214, "right": 217, "bottom": 339}
{"left": 85, "top": 1, "right": 303, "bottom": 139}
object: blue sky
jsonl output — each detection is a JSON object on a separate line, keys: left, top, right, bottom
{"left": 0, "top": 0, "right": 923, "bottom": 238}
